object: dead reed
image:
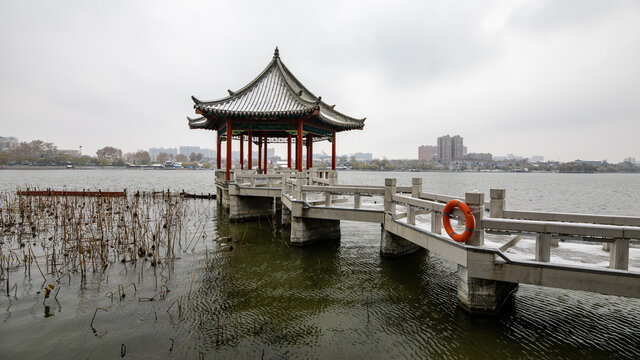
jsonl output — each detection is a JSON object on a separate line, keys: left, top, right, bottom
{"left": 0, "top": 188, "right": 214, "bottom": 297}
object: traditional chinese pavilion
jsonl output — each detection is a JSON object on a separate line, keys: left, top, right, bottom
{"left": 187, "top": 47, "right": 366, "bottom": 180}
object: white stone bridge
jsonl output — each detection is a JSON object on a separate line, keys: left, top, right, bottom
{"left": 214, "top": 169, "right": 640, "bottom": 314}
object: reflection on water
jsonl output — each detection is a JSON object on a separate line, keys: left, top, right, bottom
{"left": 1, "top": 170, "right": 639, "bottom": 359}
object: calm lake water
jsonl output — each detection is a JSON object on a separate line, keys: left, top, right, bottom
{"left": 1, "top": 169, "right": 639, "bottom": 359}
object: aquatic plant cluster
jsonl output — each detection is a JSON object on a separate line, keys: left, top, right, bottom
{"left": 0, "top": 190, "right": 213, "bottom": 296}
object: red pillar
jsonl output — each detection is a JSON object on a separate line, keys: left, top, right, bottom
{"left": 297, "top": 120, "right": 303, "bottom": 172}
{"left": 263, "top": 133, "right": 268, "bottom": 173}
{"left": 287, "top": 134, "right": 292, "bottom": 169}
{"left": 239, "top": 133, "right": 244, "bottom": 170}
{"left": 225, "top": 120, "right": 232, "bottom": 181}
{"left": 258, "top": 137, "right": 262, "bottom": 173}
{"left": 306, "top": 134, "right": 313, "bottom": 169}
{"left": 248, "top": 131, "right": 253, "bottom": 170}
{"left": 331, "top": 130, "right": 336, "bottom": 171}
{"left": 216, "top": 131, "right": 221, "bottom": 170}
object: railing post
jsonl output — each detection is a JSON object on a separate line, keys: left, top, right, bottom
{"left": 411, "top": 178, "right": 422, "bottom": 198}
{"left": 489, "top": 189, "right": 505, "bottom": 218}
{"left": 325, "top": 191, "right": 332, "bottom": 207}
{"left": 295, "top": 171, "right": 304, "bottom": 200}
{"left": 407, "top": 205, "right": 415, "bottom": 225}
{"left": 535, "top": 233, "right": 551, "bottom": 262}
{"left": 431, "top": 211, "right": 441, "bottom": 234}
{"left": 250, "top": 177, "right": 255, "bottom": 187}
{"left": 329, "top": 171, "right": 337, "bottom": 186}
{"left": 354, "top": 192, "right": 361, "bottom": 209}
{"left": 384, "top": 178, "right": 397, "bottom": 215}
{"left": 408, "top": 178, "right": 421, "bottom": 225}
{"left": 609, "top": 238, "right": 629, "bottom": 270}
{"left": 465, "top": 192, "right": 485, "bottom": 247}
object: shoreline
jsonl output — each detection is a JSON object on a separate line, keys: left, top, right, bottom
{"left": 1, "top": 166, "right": 638, "bottom": 174}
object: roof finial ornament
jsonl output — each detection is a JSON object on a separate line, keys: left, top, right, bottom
{"left": 315, "top": 96, "right": 322, "bottom": 104}
{"left": 274, "top": 46, "right": 279, "bottom": 58}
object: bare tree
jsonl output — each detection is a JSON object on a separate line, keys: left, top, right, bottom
{"left": 96, "top": 146, "right": 122, "bottom": 160}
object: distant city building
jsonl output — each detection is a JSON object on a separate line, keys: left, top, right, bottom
{"left": 437, "top": 135, "right": 464, "bottom": 161}
{"left": 464, "top": 153, "right": 492, "bottom": 161}
{"left": 530, "top": 155, "right": 544, "bottom": 162}
{"left": 452, "top": 136, "right": 464, "bottom": 161}
{"left": 179, "top": 146, "right": 201, "bottom": 156}
{"left": 352, "top": 152, "right": 373, "bottom": 162}
{"left": 0, "top": 136, "right": 18, "bottom": 151}
{"left": 437, "top": 136, "right": 452, "bottom": 161}
{"left": 198, "top": 148, "right": 216, "bottom": 159}
{"left": 418, "top": 145, "right": 438, "bottom": 161}
{"left": 463, "top": 145, "right": 468, "bottom": 156}
{"left": 623, "top": 157, "right": 636, "bottom": 164}
{"left": 149, "top": 147, "right": 178, "bottom": 160}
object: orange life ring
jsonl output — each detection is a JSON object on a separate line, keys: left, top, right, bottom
{"left": 442, "top": 199, "right": 475, "bottom": 243}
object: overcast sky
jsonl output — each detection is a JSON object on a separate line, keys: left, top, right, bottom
{"left": 1, "top": 0, "right": 639, "bottom": 162}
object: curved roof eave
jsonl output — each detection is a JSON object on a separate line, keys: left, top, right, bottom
{"left": 190, "top": 48, "right": 366, "bottom": 130}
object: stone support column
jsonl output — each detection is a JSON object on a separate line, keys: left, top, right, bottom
{"left": 290, "top": 217, "right": 340, "bottom": 246}
{"left": 457, "top": 263, "right": 518, "bottom": 315}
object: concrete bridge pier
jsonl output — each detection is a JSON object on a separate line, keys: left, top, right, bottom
{"left": 216, "top": 184, "right": 230, "bottom": 209}
{"left": 380, "top": 226, "right": 421, "bottom": 256}
{"left": 227, "top": 184, "right": 275, "bottom": 221}
{"left": 281, "top": 203, "right": 292, "bottom": 225}
{"left": 380, "top": 178, "right": 421, "bottom": 257}
{"left": 456, "top": 264, "right": 518, "bottom": 315}
{"left": 290, "top": 217, "right": 341, "bottom": 246}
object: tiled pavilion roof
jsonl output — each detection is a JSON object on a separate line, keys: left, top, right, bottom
{"left": 189, "top": 47, "right": 365, "bottom": 132}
